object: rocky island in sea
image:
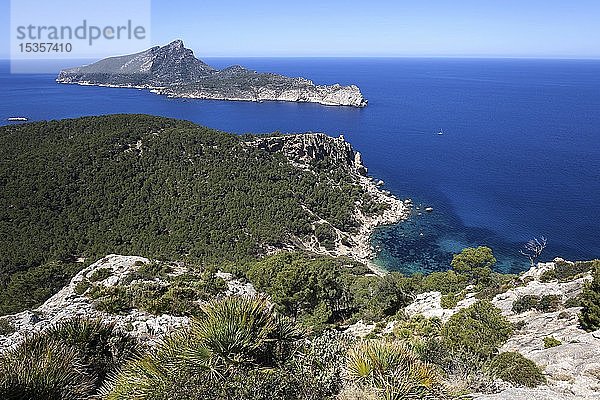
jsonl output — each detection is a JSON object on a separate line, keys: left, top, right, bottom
{"left": 56, "top": 40, "right": 368, "bottom": 107}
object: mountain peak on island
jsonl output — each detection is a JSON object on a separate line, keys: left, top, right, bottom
{"left": 57, "top": 40, "right": 367, "bottom": 107}
{"left": 167, "top": 39, "right": 184, "bottom": 48}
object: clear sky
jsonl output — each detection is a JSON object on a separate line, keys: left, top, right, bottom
{"left": 1, "top": 0, "right": 599, "bottom": 58}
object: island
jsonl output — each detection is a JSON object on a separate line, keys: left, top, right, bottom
{"left": 56, "top": 40, "right": 368, "bottom": 107}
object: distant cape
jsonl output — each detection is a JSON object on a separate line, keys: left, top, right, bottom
{"left": 57, "top": 40, "right": 367, "bottom": 107}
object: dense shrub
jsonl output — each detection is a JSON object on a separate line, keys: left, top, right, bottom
{"left": 88, "top": 270, "right": 226, "bottom": 316}
{"left": 393, "top": 315, "right": 442, "bottom": 342}
{"left": 450, "top": 246, "right": 495, "bottom": 285}
{"left": 540, "top": 260, "right": 599, "bottom": 283}
{"left": 0, "top": 261, "right": 83, "bottom": 316}
{"left": 89, "top": 267, "right": 113, "bottom": 282}
{"left": 246, "top": 252, "right": 366, "bottom": 327}
{"left": 441, "top": 300, "right": 513, "bottom": 360}
{"left": 536, "top": 294, "right": 562, "bottom": 312}
{"left": 440, "top": 292, "right": 464, "bottom": 309}
{"left": 101, "top": 296, "right": 306, "bottom": 400}
{"left": 0, "top": 318, "right": 137, "bottom": 399}
{"left": 512, "top": 294, "right": 562, "bottom": 314}
{"left": 0, "top": 319, "right": 15, "bottom": 336}
{"left": 579, "top": 264, "right": 600, "bottom": 332}
{"left": 349, "top": 272, "right": 419, "bottom": 322}
{"left": 512, "top": 295, "right": 540, "bottom": 313}
{"left": 486, "top": 352, "right": 546, "bottom": 387}
{"left": 417, "top": 269, "right": 470, "bottom": 295}
{"left": 543, "top": 336, "right": 561, "bottom": 348}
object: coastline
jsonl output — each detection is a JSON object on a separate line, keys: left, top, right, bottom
{"left": 341, "top": 174, "right": 411, "bottom": 275}
{"left": 245, "top": 132, "right": 410, "bottom": 274}
{"left": 55, "top": 80, "right": 367, "bottom": 108}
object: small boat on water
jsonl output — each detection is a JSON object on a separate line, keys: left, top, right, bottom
{"left": 7, "top": 117, "right": 28, "bottom": 121}
{"left": 437, "top": 129, "right": 444, "bottom": 135}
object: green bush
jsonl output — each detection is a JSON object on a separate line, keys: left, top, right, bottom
{"left": 540, "top": 260, "right": 599, "bottom": 283}
{"left": 486, "top": 352, "right": 545, "bottom": 387}
{"left": 88, "top": 269, "right": 226, "bottom": 316}
{"left": 89, "top": 267, "right": 113, "bottom": 282}
{"left": 543, "top": 336, "right": 561, "bottom": 348}
{"left": 0, "top": 261, "right": 83, "bottom": 316}
{"left": 440, "top": 292, "right": 465, "bottom": 309}
{"left": 512, "top": 295, "right": 540, "bottom": 313}
{"left": 74, "top": 279, "right": 91, "bottom": 295}
{"left": 451, "top": 246, "right": 496, "bottom": 285}
{"left": 246, "top": 252, "right": 365, "bottom": 327}
{"left": 393, "top": 315, "right": 442, "bottom": 342}
{"left": 418, "top": 269, "right": 469, "bottom": 295}
{"left": 121, "top": 261, "right": 174, "bottom": 284}
{"left": 536, "top": 294, "right": 562, "bottom": 313}
{"left": 0, "top": 319, "right": 15, "bottom": 336}
{"left": 441, "top": 300, "right": 513, "bottom": 360}
{"left": 0, "top": 318, "right": 137, "bottom": 399}
{"left": 579, "top": 264, "right": 600, "bottom": 332}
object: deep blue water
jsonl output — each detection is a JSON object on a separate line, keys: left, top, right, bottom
{"left": 1, "top": 58, "right": 599, "bottom": 274}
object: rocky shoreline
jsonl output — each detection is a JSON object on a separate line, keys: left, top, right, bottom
{"left": 247, "top": 133, "right": 410, "bottom": 273}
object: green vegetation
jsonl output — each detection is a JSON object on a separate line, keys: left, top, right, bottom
{"left": 89, "top": 267, "right": 113, "bottom": 282}
{"left": 440, "top": 292, "right": 465, "bottom": 309}
{"left": 579, "top": 263, "right": 600, "bottom": 332}
{"left": 0, "top": 115, "right": 369, "bottom": 316}
{"left": 0, "top": 261, "right": 83, "bottom": 315}
{"left": 101, "top": 296, "right": 335, "bottom": 400}
{"left": 512, "top": 294, "right": 562, "bottom": 314}
{"left": 512, "top": 295, "right": 540, "bottom": 313}
{"left": 537, "top": 294, "right": 562, "bottom": 313}
{"left": 543, "top": 336, "right": 562, "bottom": 348}
{"left": 0, "top": 319, "right": 14, "bottom": 336}
{"left": 450, "top": 246, "right": 495, "bottom": 286}
{"left": 0, "top": 318, "right": 137, "bottom": 399}
{"left": 88, "top": 267, "right": 226, "bottom": 317}
{"left": 540, "top": 259, "right": 599, "bottom": 283}
{"left": 345, "top": 339, "right": 449, "bottom": 399}
{"left": 441, "top": 300, "right": 513, "bottom": 360}
{"left": 486, "top": 352, "right": 546, "bottom": 387}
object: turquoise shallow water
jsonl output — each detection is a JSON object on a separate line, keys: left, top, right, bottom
{"left": 1, "top": 58, "right": 599, "bottom": 274}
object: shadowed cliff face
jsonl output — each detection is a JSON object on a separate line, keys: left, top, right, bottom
{"left": 249, "top": 133, "right": 367, "bottom": 176}
{"left": 56, "top": 40, "right": 367, "bottom": 107}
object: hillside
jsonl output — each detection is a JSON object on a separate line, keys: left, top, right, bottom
{"left": 0, "top": 114, "right": 407, "bottom": 315}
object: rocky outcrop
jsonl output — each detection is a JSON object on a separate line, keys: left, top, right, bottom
{"left": 57, "top": 40, "right": 367, "bottom": 107}
{"left": 0, "top": 255, "right": 255, "bottom": 354}
{"left": 249, "top": 133, "right": 367, "bottom": 175}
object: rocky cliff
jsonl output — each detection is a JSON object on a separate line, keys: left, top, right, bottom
{"left": 57, "top": 40, "right": 367, "bottom": 107}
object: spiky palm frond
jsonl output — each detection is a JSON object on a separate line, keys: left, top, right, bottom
{"left": 0, "top": 336, "right": 95, "bottom": 400}
{"left": 191, "top": 295, "right": 300, "bottom": 367}
{"left": 345, "top": 339, "right": 449, "bottom": 400}
{"left": 101, "top": 296, "right": 304, "bottom": 399}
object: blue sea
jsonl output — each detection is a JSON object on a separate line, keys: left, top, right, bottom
{"left": 1, "top": 58, "right": 599, "bottom": 274}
